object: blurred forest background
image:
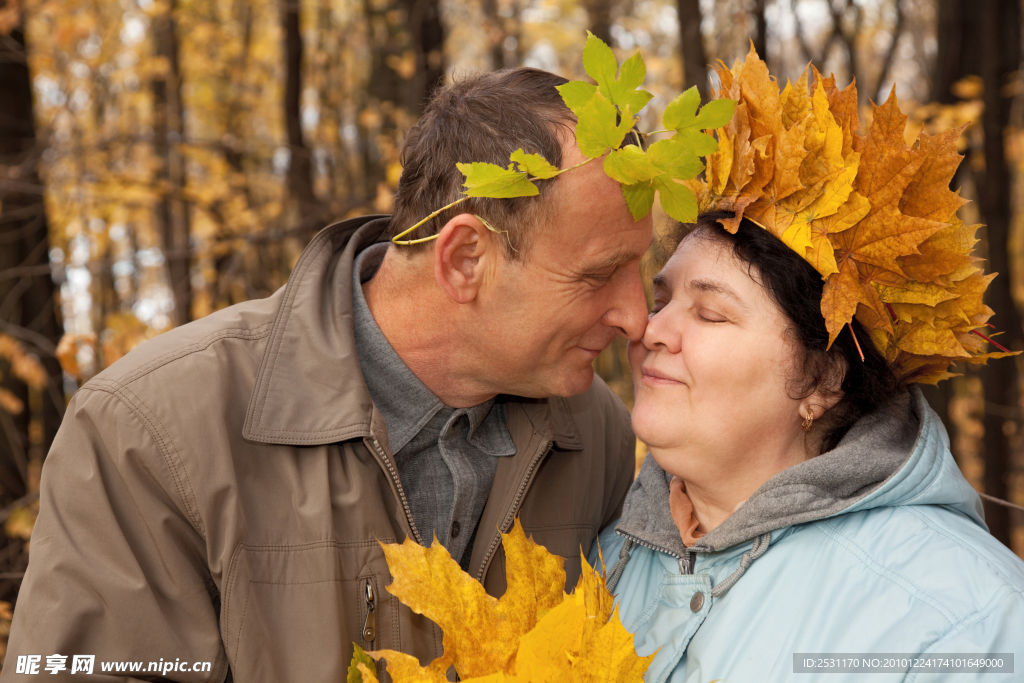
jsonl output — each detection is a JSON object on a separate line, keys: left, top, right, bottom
{"left": 0, "top": 0, "right": 1023, "bottom": 661}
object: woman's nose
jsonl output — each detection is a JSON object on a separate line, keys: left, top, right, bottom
{"left": 642, "top": 306, "right": 681, "bottom": 353}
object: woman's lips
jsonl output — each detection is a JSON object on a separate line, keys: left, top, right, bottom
{"left": 641, "top": 365, "right": 682, "bottom": 385}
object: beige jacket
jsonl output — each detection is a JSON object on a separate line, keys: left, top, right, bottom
{"left": 4, "top": 216, "right": 636, "bottom": 682}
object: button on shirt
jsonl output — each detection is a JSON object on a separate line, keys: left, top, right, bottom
{"left": 352, "top": 243, "right": 517, "bottom": 568}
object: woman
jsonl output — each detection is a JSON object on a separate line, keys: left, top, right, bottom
{"left": 593, "top": 212, "right": 1024, "bottom": 682}
{"left": 592, "top": 55, "right": 1024, "bottom": 683}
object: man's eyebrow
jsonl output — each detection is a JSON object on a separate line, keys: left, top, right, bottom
{"left": 577, "top": 250, "right": 644, "bottom": 277}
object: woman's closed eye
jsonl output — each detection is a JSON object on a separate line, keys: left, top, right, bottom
{"left": 697, "top": 308, "right": 727, "bottom": 323}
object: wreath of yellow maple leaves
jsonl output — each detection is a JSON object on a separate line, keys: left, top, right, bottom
{"left": 688, "top": 46, "right": 1016, "bottom": 384}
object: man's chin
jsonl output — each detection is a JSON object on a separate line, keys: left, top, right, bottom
{"left": 549, "top": 365, "right": 596, "bottom": 398}
{"left": 504, "top": 365, "right": 595, "bottom": 399}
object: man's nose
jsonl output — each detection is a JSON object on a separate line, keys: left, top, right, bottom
{"left": 604, "top": 267, "right": 649, "bottom": 341}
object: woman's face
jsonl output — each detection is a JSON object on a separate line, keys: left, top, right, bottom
{"left": 629, "top": 232, "right": 811, "bottom": 480}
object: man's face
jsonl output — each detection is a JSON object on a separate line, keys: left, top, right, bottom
{"left": 473, "top": 141, "right": 653, "bottom": 398}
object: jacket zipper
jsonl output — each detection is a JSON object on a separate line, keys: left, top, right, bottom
{"left": 361, "top": 578, "right": 377, "bottom": 643}
{"left": 368, "top": 436, "right": 424, "bottom": 545}
{"left": 616, "top": 530, "right": 699, "bottom": 575}
{"left": 475, "top": 438, "right": 552, "bottom": 582}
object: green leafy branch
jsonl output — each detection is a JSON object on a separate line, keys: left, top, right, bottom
{"left": 392, "top": 32, "right": 738, "bottom": 245}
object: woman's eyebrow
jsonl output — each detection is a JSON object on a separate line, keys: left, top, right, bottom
{"left": 687, "top": 277, "right": 746, "bottom": 307}
{"left": 652, "top": 274, "right": 669, "bottom": 291}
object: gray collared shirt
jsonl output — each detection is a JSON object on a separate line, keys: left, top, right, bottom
{"left": 352, "top": 243, "right": 517, "bottom": 568}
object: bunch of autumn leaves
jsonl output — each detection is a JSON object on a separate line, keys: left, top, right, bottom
{"left": 693, "top": 47, "right": 1014, "bottom": 384}
{"left": 347, "top": 521, "right": 654, "bottom": 683}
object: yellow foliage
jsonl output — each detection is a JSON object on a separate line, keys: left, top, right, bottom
{"left": 354, "top": 519, "right": 654, "bottom": 683}
{"left": 695, "top": 47, "right": 1017, "bottom": 384}
{"left": 0, "top": 389, "right": 24, "bottom": 416}
{"left": 0, "top": 334, "right": 48, "bottom": 391}
{"left": 5, "top": 502, "right": 38, "bottom": 543}
{"left": 101, "top": 313, "right": 158, "bottom": 367}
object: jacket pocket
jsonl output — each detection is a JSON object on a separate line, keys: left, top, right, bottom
{"left": 221, "top": 540, "right": 396, "bottom": 683}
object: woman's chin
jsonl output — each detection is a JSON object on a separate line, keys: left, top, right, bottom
{"left": 631, "top": 405, "right": 686, "bottom": 454}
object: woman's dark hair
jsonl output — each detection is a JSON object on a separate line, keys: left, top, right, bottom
{"left": 675, "top": 210, "right": 902, "bottom": 454}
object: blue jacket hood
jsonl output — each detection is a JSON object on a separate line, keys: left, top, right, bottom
{"left": 613, "top": 387, "right": 986, "bottom": 565}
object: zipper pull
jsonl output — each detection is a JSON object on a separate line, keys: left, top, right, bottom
{"left": 677, "top": 550, "right": 696, "bottom": 575}
{"left": 362, "top": 579, "right": 376, "bottom": 642}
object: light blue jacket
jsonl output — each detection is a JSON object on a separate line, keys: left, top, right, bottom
{"left": 591, "top": 389, "right": 1024, "bottom": 683}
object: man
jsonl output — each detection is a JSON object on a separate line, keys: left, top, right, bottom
{"left": 5, "top": 68, "right": 652, "bottom": 681}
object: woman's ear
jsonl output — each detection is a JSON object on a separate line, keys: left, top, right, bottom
{"left": 433, "top": 213, "right": 496, "bottom": 304}
{"left": 800, "top": 354, "right": 845, "bottom": 421}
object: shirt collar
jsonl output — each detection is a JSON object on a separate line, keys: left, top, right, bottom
{"left": 351, "top": 243, "right": 515, "bottom": 457}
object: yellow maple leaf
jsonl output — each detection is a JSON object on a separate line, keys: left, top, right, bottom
{"left": 357, "top": 520, "right": 654, "bottom": 683}
{"left": 568, "top": 609, "right": 653, "bottom": 683}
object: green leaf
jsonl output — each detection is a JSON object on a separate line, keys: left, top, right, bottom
{"left": 581, "top": 33, "right": 653, "bottom": 115}
{"left": 576, "top": 92, "right": 634, "bottom": 159}
{"left": 662, "top": 86, "right": 701, "bottom": 131}
{"left": 348, "top": 644, "right": 376, "bottom": 683}
{"left": 671, "top": 129, "right": 720, "bottom": 157}
{"left": 510, "top": 148, "right": 560, "bottom": 179}
{"left": 557, "top": 81, "right": 598, "bottom": 115}
{"left": 603, "top": 145, "right": 663, "bottom": 185}
{"left": 663, "top": 88, "right": 737, "bottom": 134}
{"left": 457, "top": 161, "right": 539, "bottom": 198}
{"left": 621, "top": 181, "right": 656, "bottom": 221}
{"left": 582, "top": 31, "right": 617, "bottom": 97}
{"left": 648, "top": 138, "right": 706, "bottom": 180}
{"left": 610, "top": 52, "right": 654, "bottom": 114}
{"left": 654, "top": 176, "right": 699, "bottom": 223}
{"left": 693, "top": 98, "right": 738, "bottom": 130}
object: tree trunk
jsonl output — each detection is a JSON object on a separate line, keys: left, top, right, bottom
{"left": 360, "top": 0, "right": 445, "bottom": 205}
{"left": 282, "top": 0, "right": 320, "bottom": 239}
{"left": 932, "top": 0, "right": 967, "bottom": 104}
{"left": 751, "top": 0, "right": 767, "bottom": 62}
{"left": 677, "top": 0, "right": 708, "bottom": 99}
{"left": 932, "top": 0, "right": 1021, "bottom": 546}
{"left": 583, "top": 0, "right": 613, "bottom": 47}
{"left": 0, "top": 25, "right": 64, "bottom": 493}
{"left": 153, "top": 0, "right": 193, "bottom": 326}
{"left": 975, "top": 0, "right": 1021, "bottom": 547}
{"left": 481, "top": 0, "right": 523, "bottom": 69}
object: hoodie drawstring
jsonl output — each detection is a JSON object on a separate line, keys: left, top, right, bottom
{"left": 606, "top": 532, "right": 772, "bottom": 598}
{"left": 605, "top": 539, "right": 636, "bottom": 593}
{"left": 710, "top": 532, "right": 772, "bottom": 598}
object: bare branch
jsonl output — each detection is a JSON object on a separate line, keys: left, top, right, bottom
{"left": 792, "top": 0, "right": 822, "bottom": 62}
{"left": 0, "top": 319, "right": 57, "bottom": 357}
{"left": 876, "top": 0, "right": 905, "bottom": 96}
{"left": 0, "top": 411, "right": 28, "bottom": 483}
{"left": 0, "top": 178, "right": 45, "bottom": 196}
{"left": 0, "top": 264, "right": 51, "bottom": 282}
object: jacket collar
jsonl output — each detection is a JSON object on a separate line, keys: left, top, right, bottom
{"left": 242, "top": 215, "right": 583, "bottom": 451}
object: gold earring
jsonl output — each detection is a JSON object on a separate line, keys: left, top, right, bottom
{"left": 802, "top": 410, "right": 813, "bottom": 432}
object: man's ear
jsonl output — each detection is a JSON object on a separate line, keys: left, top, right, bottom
{"left": 434, "top": 213, "right": 496, "bottom": 304}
